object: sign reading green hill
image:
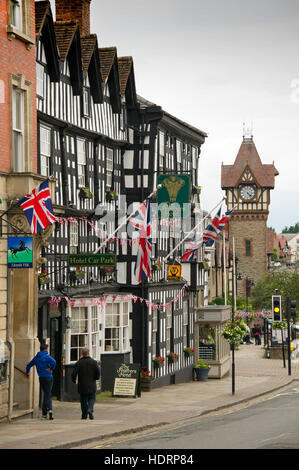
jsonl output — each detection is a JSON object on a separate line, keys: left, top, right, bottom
{"left": 8, "top": 237, "right": 33, "bottom": 268}
{"left": 157, "top": 174, "right": 190, "bottom": 218}
{"left": 112, "top": 363, "right": 141, "bottom": 398}
{"left": 68, "top": 253, "right": 116, "bottom": 268}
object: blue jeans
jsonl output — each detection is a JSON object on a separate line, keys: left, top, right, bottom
{"left": 39, "top": 377, "right": 53, "bottom": 416}
{"left": 80, "top": 393, "right": 95, "bottom": 419}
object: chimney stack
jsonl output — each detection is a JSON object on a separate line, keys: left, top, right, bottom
{"left": 55, "top": 0, "right": 91, "bottom": 37}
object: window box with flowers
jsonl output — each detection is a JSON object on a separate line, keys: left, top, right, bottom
{"left": 167, "top": 352, "right": 179, "bottom": 364}
{"left": 79, "top": 187, "right": 94, "bottom": 199}
{"left": 153, "top": 355, "right": 165, "bottom": 368}
{"left": 39, "top": 270, "right": 51, "bottom": 286}
{"left": 75, "top": 267, "right": 86, "bottom": 280}
{"left": 106, "top": 189, "right": 119, "bottom": 202}
{"left": 184, "top": 347, "right": 195, "bottom": 358}
{"left": 140, "top": 369, "right": 154, "bottom": 391}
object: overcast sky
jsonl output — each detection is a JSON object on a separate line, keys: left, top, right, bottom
{"left": 51, "top": 0, "right": 299, "bottom": 232}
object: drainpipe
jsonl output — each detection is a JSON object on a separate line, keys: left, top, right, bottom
{"left": 7, "top": 269, "right": 14, "bottom": 423}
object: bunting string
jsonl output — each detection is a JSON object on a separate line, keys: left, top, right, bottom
{"left": 48, "top": 283, "right": 188, "bottom": 310}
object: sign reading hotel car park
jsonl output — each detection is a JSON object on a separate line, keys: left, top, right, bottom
{"left": 68, "top": 253, "right": 116, "bottom": 268}
{"left": 157, "top": 174, "right": 190, "bottom": 218}
{"left": 167, "top": 264, "right": 182, "bottom": 281}
{"left": 8, "top": 237, "right": 33, "bottom": 268}
{"left": 112, "top": 363, "right": 141, "bottom": 398}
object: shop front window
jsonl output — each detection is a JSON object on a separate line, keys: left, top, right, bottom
{"left": 198, "top": 326, "right": 216, "bottom": 360}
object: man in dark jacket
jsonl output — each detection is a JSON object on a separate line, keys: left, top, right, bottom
{"left": 71, "top": 348, "right": 100, "bottom": 420}
{"left": 26, "top": 343, "right": 56, "bottom": 420}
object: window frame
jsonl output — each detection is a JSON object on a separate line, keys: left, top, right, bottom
{"left": 77, "top": 138, "right": 87, "bottom": 187}
{"left": 106, "top": 147, "right": 114, "bottom": 189}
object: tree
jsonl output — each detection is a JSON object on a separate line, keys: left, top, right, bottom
{"left": 281, "top": 222, "right": 299, "bottom": 234}
{"left": 252, "top": 268, "right": 299, "bottom": 313}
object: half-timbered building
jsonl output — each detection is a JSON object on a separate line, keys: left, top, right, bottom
{"left": 35, "top": 0, "right": 208, "bottom": 398}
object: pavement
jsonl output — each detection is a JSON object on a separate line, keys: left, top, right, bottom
{"left": 1, "top": 342, "right": 299, "bottom": 449}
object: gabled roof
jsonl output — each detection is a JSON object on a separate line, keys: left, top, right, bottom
{"left": 118, "top": 56, "right": 137, "bottom": 106}
{"left": 35, "top": 1, "right": 60, "bottom": 82}
{"left": 98, "top": 47, "right": 117, "bottom": 85}
{"left": 35, "top": 0, "right": 50, "bottom": 36}
{"left": 98, "top": 47, "right": 121, "bottom": 113}
{"left": 54, "top": 21, "right": 79, "bottom": 62}
{"left": 81, "top": 34, "right": 103, "bottom": 103}
{"left": 54, "top": 21, "right": 83, "bottom": 95}
{"left": 221, "top": 137, "right": 279, "bottom": 188}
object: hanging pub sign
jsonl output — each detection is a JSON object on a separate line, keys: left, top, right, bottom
{"left": 112, "top": 363, "right": 141, "bottom": 398}
{"left": 167, "top": 264, "right": 182, "bottom": 281}
{"left": 68, "top": 253, "right": 116, "bottom": 268}
{"left": 157, "top": 174, "right": 190, "bottom": 218}
{"left": 7, "top": 237, "right": 33, "bottom": 268}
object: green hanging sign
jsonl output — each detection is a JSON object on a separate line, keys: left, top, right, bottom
{"left": 157, "top": 174, "right": 190, "bottom": 218}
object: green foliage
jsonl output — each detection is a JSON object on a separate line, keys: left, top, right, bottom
{"left": 272, "top": 321, "right": 287, "bottom": 330}
{"left": 251, "top": 269, "right": 299, "bottom": 313}
{"left": 222, "top": 319, "right": 247, "bottom": 345}
{"left": 282, "top": 222, "right": 299, "bottom": 234}
{"left": 195, "top": 359, "right": 210, "bottom": 369}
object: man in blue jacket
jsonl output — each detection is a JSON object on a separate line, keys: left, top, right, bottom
{"left": 26, "top": 343, "right": 56, "bottom": 420}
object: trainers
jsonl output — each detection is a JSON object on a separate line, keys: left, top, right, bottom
{"left": 88, "top": 411, "right": 94, "bottom": 420}
{"left": 41, "top": 415, "right": 48, "bottom": 420}
{"left": 48, "top": 410, "right": 54, "bottom": 420}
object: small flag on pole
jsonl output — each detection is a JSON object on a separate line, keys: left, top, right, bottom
{"left": 181, "top": 237, "right": 204, "bottom": 261}
{"left": 18, "top": 179, "right": 57, "bottom": 234}
{"left": 130, "top": 198, "right": 152, "bottom": 283}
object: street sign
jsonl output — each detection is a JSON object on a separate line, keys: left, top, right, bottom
{"left": 167, "top": 264, "right": 182, "bottom": 281}
{"left": 8, "top": 237, "right": 33, "bottom": 268}
{"left": 68, "top": 253, "right": 116, "bottom": 268}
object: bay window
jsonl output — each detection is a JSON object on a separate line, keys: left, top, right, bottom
{"left": 104, "top": 301, "right": 130, "bottom": 352}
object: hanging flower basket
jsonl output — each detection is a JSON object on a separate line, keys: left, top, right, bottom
{"left": 75, "top": 267, "right": 86, "bottom": 280}
{"left": 153, "top": 355, "right": 165, "bottom": 367}
{"left": 184, "top": 347, "right": 195, "bottom": 357}
{"left": 39, "top": 271, "right": 51, "bottom": 285}
{"left": 153, "top": 260, "right": 163, "bottom": 271}
{"left": 106, "top": 189, "right": 119, "bottom": 201}
{"left": 79, "top": 187, "right": 94, "bottom": 199}
{"left": 221, "top": 319, "right": 247, "bottom": 345}
{"left": 167, "top": 352, "right": 179, "bottom": 363}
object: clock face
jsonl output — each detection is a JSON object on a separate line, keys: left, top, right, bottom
{"left": 240, "top": 185, "right": 255, "bottom": 200}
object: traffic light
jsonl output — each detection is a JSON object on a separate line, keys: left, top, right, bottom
{"left": 272, "top": 295, "right": 282, "bottom": 321}
{"left": 288, "top": 298, "right": 297, "bottom": 321}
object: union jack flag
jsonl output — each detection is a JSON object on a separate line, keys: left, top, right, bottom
{"left": 218, "top": 209, "right": 234, "bottom": 232}
{"left": 181, "top": 237, "right": 204, "bottom": 261}
{"left": 130, "top": 198, "right": 152, "bottom": 283}
{"left": 18, "top": 179, "right": 57, "bottom": 234}
{"left": 202, "top": 207, "right": 222, "bottom": 247}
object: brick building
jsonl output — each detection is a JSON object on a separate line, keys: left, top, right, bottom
{"left": 0, "top": 0, "right": 56, "bottom": 421}
{"left": 221, "top": 134, "right": 278, "bottom": 297}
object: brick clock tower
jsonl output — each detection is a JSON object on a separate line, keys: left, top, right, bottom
{"left": 221, "top": 132, "right": 279, "bottom": 297}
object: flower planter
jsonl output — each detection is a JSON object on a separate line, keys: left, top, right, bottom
{"left": 140, "top": 379, "right": 153, "bottom": 391}
{"left": 79, "top": 188, "right": 93, "bottom": 199}
{"left": 194, "top": 367, "right": 210, "bottom": 381}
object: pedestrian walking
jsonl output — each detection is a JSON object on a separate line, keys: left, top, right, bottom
{"left": 71, "top": 347, "right": 100, "bottom": 420}
{"left": 252, "top": 324, "right": 262, "bottom": 345}
{"left": 26, "top": 343, "right": 56, "bottom": 420}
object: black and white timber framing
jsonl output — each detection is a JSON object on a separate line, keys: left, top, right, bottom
{"left": 35, "top": 1, "right": 208, "bottom": 398}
